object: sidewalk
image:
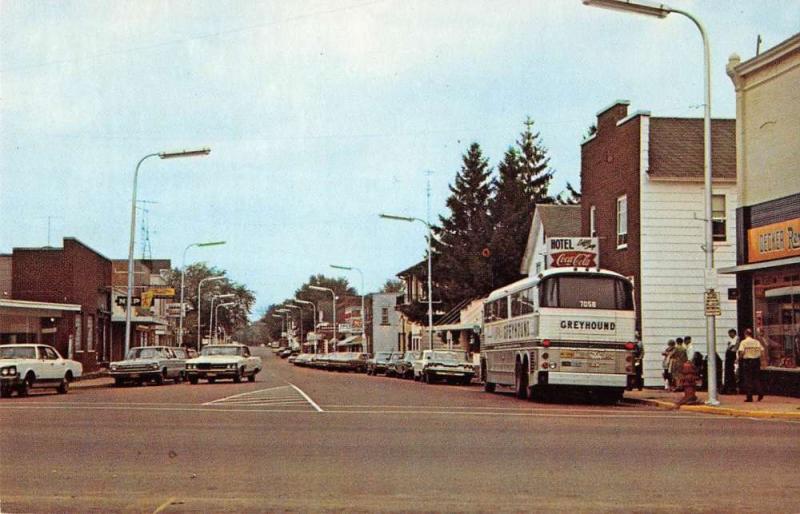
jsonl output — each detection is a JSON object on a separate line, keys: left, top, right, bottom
{"left": 625, "top": 388, "right": 800, "bottom": 420}
{"left": 73, "top": 373, "right": 113, "bottom": 390}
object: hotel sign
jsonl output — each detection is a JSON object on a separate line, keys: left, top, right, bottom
{"left": 546, "top": 237, "right": 598, "bottom": 268}
{"left": 747, "top": 218, "right": 800, "bottom": 263}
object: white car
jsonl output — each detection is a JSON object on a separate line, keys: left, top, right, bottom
{"left": 109, "top": 346, "right": 186, "bottom": 386}
{"left": 413, "top": 349, "right": 475, "bottom": 385}
{"left": 0, "top": 344, "right": 83, "bottom": 397}
{"left": 186, "top": 344, "right": 262, "bottom": 384}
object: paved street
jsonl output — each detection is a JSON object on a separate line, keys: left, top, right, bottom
{"left": 2, "top": 347, "right": 799, "bottom": 513}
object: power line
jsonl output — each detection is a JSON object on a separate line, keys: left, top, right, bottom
{"left": 0, "top": 0, "right": 389, "bottom": 74}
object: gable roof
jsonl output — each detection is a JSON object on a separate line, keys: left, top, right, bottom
{"left": 648, "top": 118, "right": 736, "bottom": 181}
{"left": 520, "top": 204, "right": 582, "bottom": 275}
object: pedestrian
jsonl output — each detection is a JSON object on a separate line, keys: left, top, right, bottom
{"left": 670, "top": 338, "right": 688, "bottom": 391}
{"left": 738, "top": 328, "right": 765, "bottom": 402}
{"left": 692, "top": 351, "right": 706, "bottom": 391}
{"left": 633, "top": 333, "right": 644, "bottom": 391}
{"left": 723, "top": 329, "right": 739, "bottom": 394}
{"left": 661, "top": 339, "right": 675, "bottom": 390}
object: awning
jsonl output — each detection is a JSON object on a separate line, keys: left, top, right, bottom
{"left": 718, "top": 256, "right": 800, "bottom": 274}
{"left": 765, "top": 286, "right": 800, "bottom": 298}
{"left": 434, "top": 323, "right": 478, "bottom": 332}
{"left": 337, "top": 335, "right": 363, "bottom": 348}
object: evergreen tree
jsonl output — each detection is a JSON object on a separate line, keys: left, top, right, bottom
{"left": 557, "top": 181, "right": 582, "bottom": 205}
{"left": 489, "top": 118, "right": 555, "bottom": 288}
{"left": 431, "top": 142, "right": 494, "bottom": 309}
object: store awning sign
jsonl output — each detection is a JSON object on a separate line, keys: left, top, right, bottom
{"left": 748, "top": 218, "right": 800, "bottom": 263}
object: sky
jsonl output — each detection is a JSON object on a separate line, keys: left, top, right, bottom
{"left": 1, "top": 0, "right": 798, "bottom": 319}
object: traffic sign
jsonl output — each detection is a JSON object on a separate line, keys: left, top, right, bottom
{"left": 704, "top": 289, "right": 721, "bottom": 316}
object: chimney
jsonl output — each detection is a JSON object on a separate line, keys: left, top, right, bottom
{"left": 596, "top": 100, "right": 630, "bottom": 134}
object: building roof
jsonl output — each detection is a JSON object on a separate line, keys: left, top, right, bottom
{"left": 396, "top": 260, "right": 426, "bottom": 278}
{"left": 648, "top": 118, "right": 736, "bottom": 181}
{"left": 537, "top": 204, "right": 582, "bottom": 236}
{"left": 520, "top": 204, "right": 582, "bottom": 274}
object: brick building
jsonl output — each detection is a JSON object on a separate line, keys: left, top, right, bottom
{"left": 10, "top": 238, "right": 112, "bottom": 372}
{"left": 581, "top": 101, "right": 738, "bottom": 386}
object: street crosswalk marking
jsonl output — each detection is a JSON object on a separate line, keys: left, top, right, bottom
{"left": 203, "top": 385, "right": 321, "bottom": 411}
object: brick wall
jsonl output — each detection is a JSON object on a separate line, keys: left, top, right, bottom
{"left": 581, "top": 102, "right": 642, "bottom": 322}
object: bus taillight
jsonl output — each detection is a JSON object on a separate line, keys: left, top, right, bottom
{"left": 542, "top": 339, "right": 551, "bottom": 348}
{"left": 624, "top": 342, "right": 635, "bottom": 350}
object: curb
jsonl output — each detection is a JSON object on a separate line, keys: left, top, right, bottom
{"left": 626, "top": 397, "right": 800, "bottom": 420}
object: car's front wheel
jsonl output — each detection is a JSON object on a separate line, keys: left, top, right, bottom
{"left": 57, "top": 374, "right": 71, "bottom": 394}
{"left": 233, "top": 367, "right": 243, "bottom": 383}
{"left": 17, "top": 373, "right": 34, "bottom": 396}
{"left": 248, "top": 370, "right": 258, "bottom": 382}
{"left": 188, "top": 376, "right": 198, "bottom": 385}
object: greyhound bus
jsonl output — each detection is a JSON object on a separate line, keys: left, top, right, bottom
{"left": 480, "top": 267, "right": 637, "bottom": 402}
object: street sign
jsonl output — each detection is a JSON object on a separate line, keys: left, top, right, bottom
{"left": 704, "top": 289, "right": 721, "bottom": 316}
{"left": 166, "top": 303, "right": 184, "bottom": 317}
{"left": 116, "top": 296, "right": 141, "bottom": 307}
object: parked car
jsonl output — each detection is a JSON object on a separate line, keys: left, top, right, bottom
{"left": 385, "top": 352, "right": 405, "bottom": 377}
{"left": 292, "top": 353, "right": 314, "bottom": 366}
{"left": 366, "top": 352, "right": 393, "bottom": 375}
{"left": 287, "top": 354, "right": 298, "bottom": 364}
{"left": 347, "top": 352, "right": 370, "bottom": 373}
{"left": 279, "top": 348, "right": 293, "bottom": 358}
{"left": 393, "top": 351, "right": 419, "bottom": 379}
{"left": 413, "top": 350, "right": 475, "bottom": 384}
{"left": 109, "top": 346, "right": 186, "bottom": 386}
{"left": 0, "top": 344, "right": 82, "bottom": 397}
{"left": 186, "top": 343, "right": 262, "bottom": 384}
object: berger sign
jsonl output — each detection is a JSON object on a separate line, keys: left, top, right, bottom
{"left": 747, "top": 218, "right": 800, "bottom": 263}
{"left": 546, "top": 237, "right": 598, "bottom": 268}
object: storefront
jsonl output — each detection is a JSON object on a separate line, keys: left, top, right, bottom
{"left": 722, "top": 207, "right": 800, "bottom": 396}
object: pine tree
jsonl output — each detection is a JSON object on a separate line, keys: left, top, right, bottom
{"left": 489, "top": 118, "right": 555, "bottom": 288}
{"left": 557, "top": 182, "right": 582, "bottom": 205}
{"left": 431, "top": 142, "right": 494, "bottom": 309}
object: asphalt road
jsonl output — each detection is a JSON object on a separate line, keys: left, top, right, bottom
{"left": 1, "top": 347, "right": 799, "bottom": 513}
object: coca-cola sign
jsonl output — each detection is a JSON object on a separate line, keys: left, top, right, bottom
{"left": 546, "top": 237, "right": 599, "bottom": 268}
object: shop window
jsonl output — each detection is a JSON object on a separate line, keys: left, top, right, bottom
{"left": 74, "top": 316, "right": 82, "bottom": 352}
{"left": 86, "top": 315, "right": 94, "bottom": 352}
{"left": 616, "top": 195, "right": 628, "bottom": 248}
{"left": 712, "top": 194, "right": 726, "bottom": 242}
{"left": 753, "top": 271, "right": 800, "bottom": 368}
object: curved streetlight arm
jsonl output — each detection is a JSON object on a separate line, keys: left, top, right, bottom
{"left": 582, "top": 0, "right": 718, "bottom": 406}
{"left": 214, "top": 302, "right": 237, "bottom": 343}
{"left": 330, "top": 264, "right": 366, "bottom": 351}
{"left": 309, "top": 285, "right": 337, "bottom": 350}
{"left": 179, "top": 241, "right": 225, "bottom": 347}
{"left": 293, "top": 298, "right": 317, "bottom": 334}
{"left": 196, "top": 275, "right": 224, "bottom": 350}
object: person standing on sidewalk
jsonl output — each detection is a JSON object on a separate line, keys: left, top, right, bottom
{"left": 662, "top": 340, "right": 676, "bottom": 390}
{"left": 670, "top": 338, "right": 688, "bottom": 391}
{"left": 723, "top": 329, "right": 739, "bottom": 394}
{"left": 738, "top": 328, "right": 765, "bottom": 402}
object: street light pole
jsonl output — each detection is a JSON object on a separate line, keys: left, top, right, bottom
{"left": 284, "top": 304, "right": 303, "bottom": 347}
{"left": 271, "top": 314, "right": 285, "bottom": 343}
{"left": 197, "top": 275, "right": 224, "bottom": 351}
{"left": 379, "top": 213, "right": 434, "bottom": 351}
{"left": 124, "top": 147, "right": 210, "bottom": 357}
{"left": 330, "top": 264, "right": 366, "bottom": 352}
{"left": 209, "top": 293, "right": 235, "bottom": 346}
{"left": 214, "top": 302, "right": 236, "bottom": 344}
{"left": 583, "top": 0, "right": 718, "bottom": 406}
{"left": 309, "top": 285, "right": 337, "bottom": 353}
{"left": 292, "top": 298, "right": 317, "bottom": 352}
{"left": 179, "top": 241, "right": 225, "bottom": 347}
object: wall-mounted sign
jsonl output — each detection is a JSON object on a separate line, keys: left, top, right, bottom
{"left": 546, "top": 237, "right": 598, "bottom": 268}
{"left": 748, "top": 218, "right": 800, "bottom": 263}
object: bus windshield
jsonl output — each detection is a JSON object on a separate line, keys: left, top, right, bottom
{"left": 539, "top": 275, "right": 633, "bottom": 310}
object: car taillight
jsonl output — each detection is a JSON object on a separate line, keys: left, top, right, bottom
{"left": 624, "top": 342, "right": 635, "bottom": 350}
{"left": 542, "top": 339, "right": 551, "bottom": 348}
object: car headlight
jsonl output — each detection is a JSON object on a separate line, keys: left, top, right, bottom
{"left": 110, "top": 364, "right": 118, "bottom": 370}
{"left": 228, "top": 363, "right": 236, "bottom": 369}
{"left": 150, "top": 363, "right": 159, "bottom": 370}
{"left": 187, "top": 364, "right": 195, "bottom": 369}
{"left": 1, "top": 367, "right": 14, "bottom": 376}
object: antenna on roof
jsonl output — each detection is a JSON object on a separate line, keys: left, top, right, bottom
{"left": 756, "top": 34, "right": 762, "bottom": 56}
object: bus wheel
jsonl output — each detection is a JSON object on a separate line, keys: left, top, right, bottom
{"left": 515, "top": 361, "right": 528, "bottom": 400}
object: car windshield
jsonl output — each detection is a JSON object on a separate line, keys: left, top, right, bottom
{"left": 375, "top": 353, "right": 392, "bottom": 361}
{"left": 0, "top": 346, "right": 36, "bottom": 359}
{"left": 127, "top": 348, "right": 166, "bottom": 359}
{"left": 201, "top": 346, "right": 242, "bottom": 356}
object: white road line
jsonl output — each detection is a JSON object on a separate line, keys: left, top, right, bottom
{"left": 288, "top": 383, "right": 323, "bottom": 412}
{"left": 152, "top": 497, "right": 176, "bottom": 514}
{"left": 203, "top": 385, "right": 293, "bottom": 405}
